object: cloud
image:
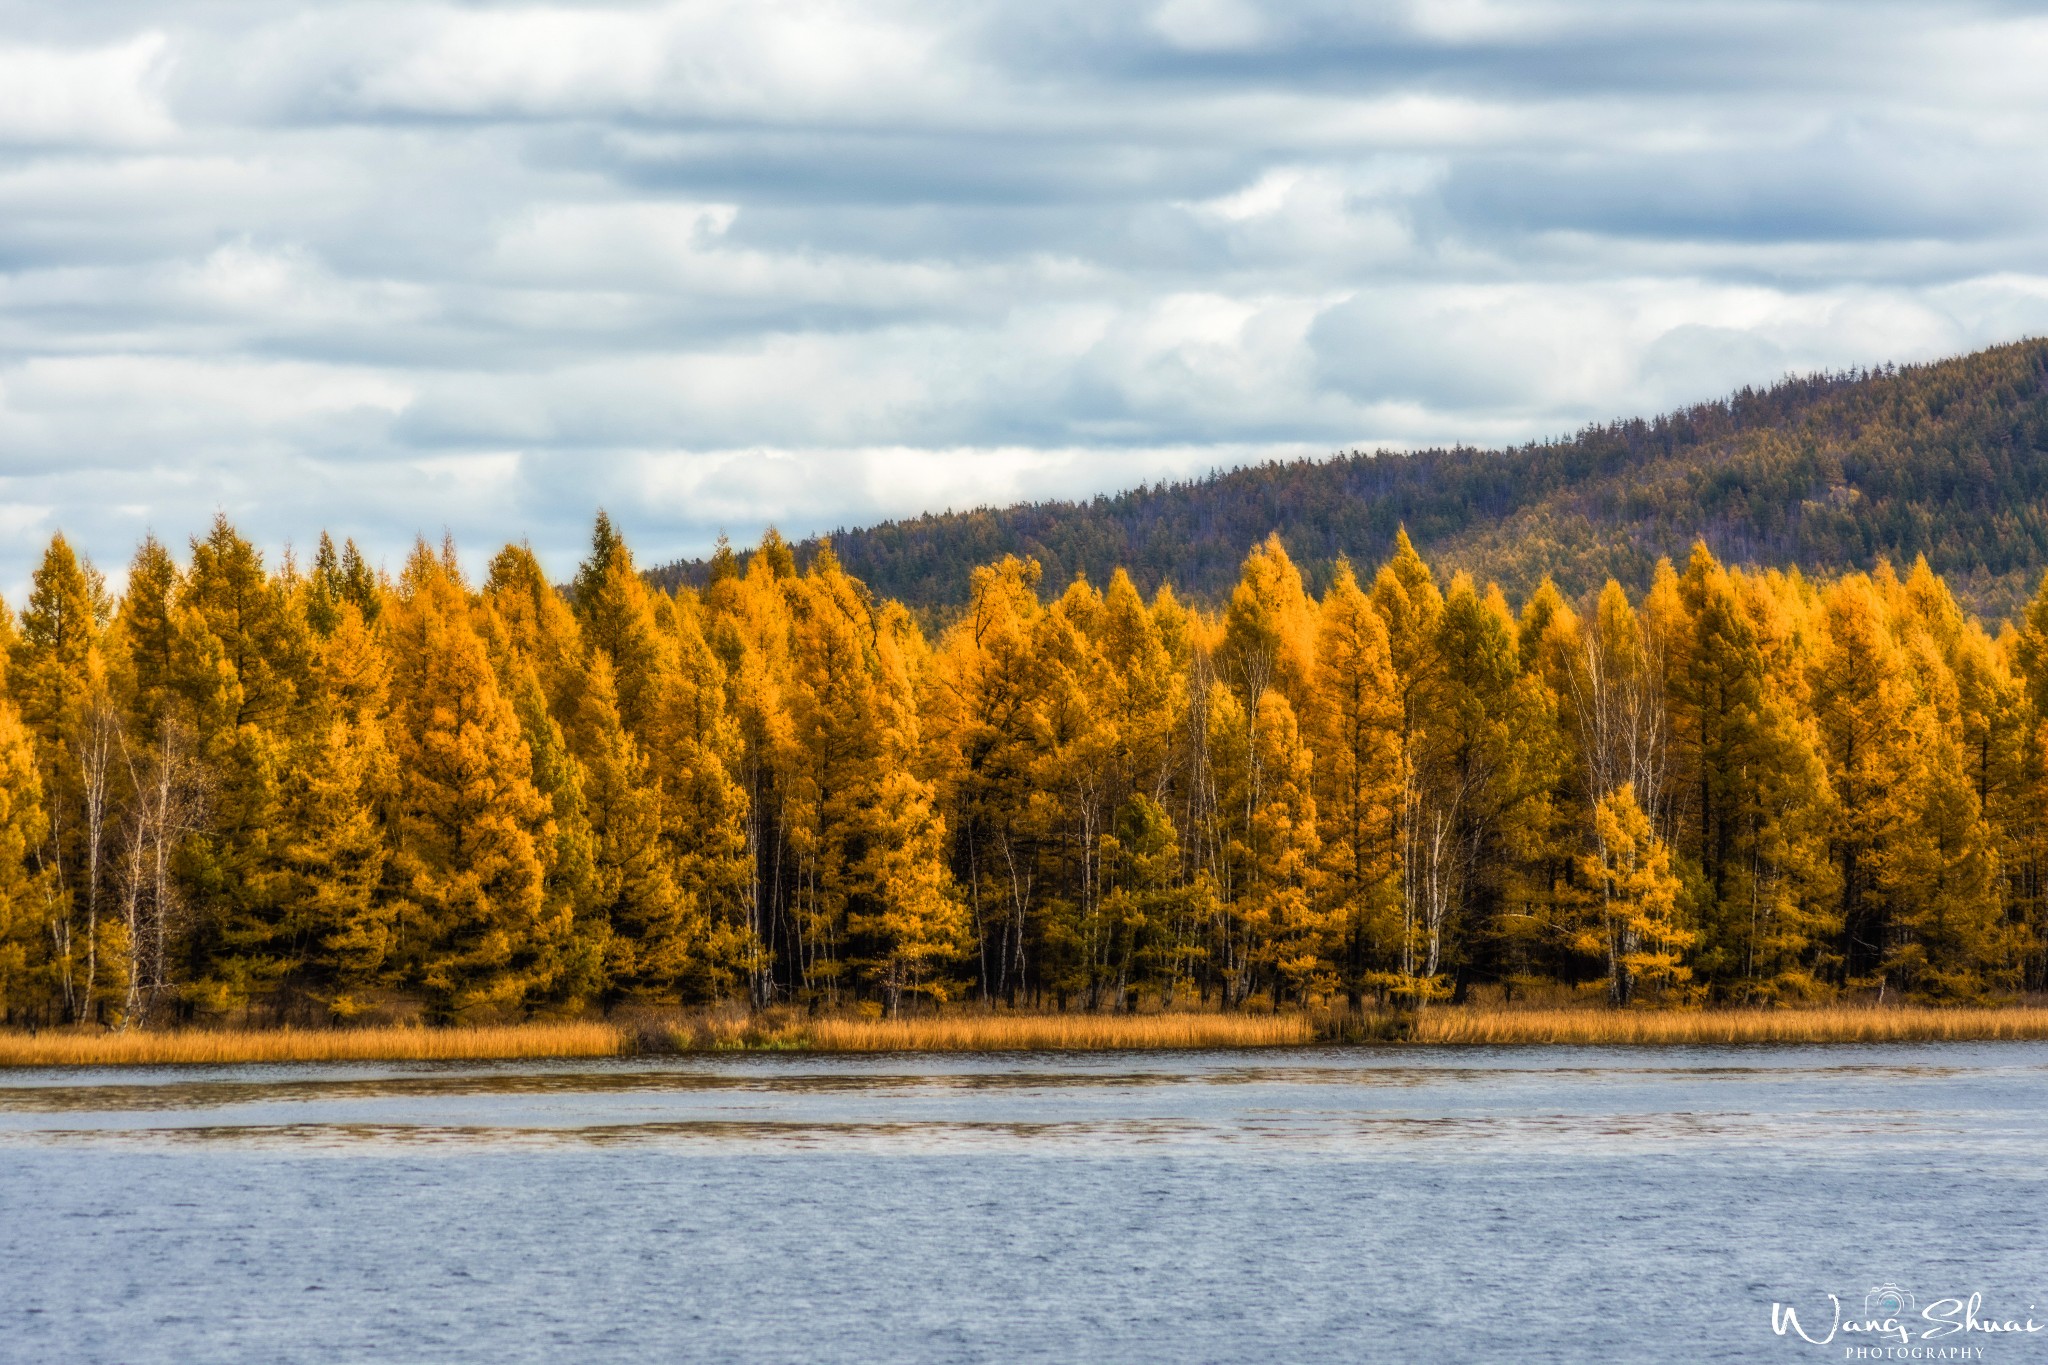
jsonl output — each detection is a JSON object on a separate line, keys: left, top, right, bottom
{"left": 1307, "top": 277, "right": 2008, "bottom": 421}
{"left": 0, "top": 32, "right": 172, "bottom": 146}
{"left": 1151, "top": 0, "right": 1270, "bottom": 53}
{"left": 0, "top": 0, "right": 2041, "bottom": 596}
{"left": 341, "top": 1, "right": 963, "bottom": 122}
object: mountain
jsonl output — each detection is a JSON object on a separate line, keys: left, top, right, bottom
{"left": 648, "top": 337, "right": 2048, "bottom": 620}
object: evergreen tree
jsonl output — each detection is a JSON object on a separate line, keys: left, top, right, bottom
{"left": 384, "top": 542, "right": 554, "bottom": 1018}
{"left": 845, "top": 771, "right": 969, "bottom": 1014}
{"left": 276, "top": 603, "right": 395, "bottom": 1016}
{"left": 1576, "top": 783, "right": 1691, "bottom": 1003}
{"left": 1206, "top": 683, "right": 1323, "bottom": 1006}
{"left": 174, "top": 516, "right": 312, "bottom": 1014}
{"left": 929, "top": 555, "right": 1047, "bottom": 1003}
{"left": 0, "top": 692, "right": 50, "bottom": 1021}
{"left": 562, "top": 652, "right": 690, "bottom": 1000}
{"left": 10, "top": 535, "right": 115, "bottom": 1020}
{"left": 1307, "top": 561, "right": 1401, "bottom": 1001}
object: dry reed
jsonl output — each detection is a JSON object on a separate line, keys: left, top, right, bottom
{"left": 1410, "top": 1004, "right": 2048, "bottom": 1045}
{"left": 10, "top": 1004, "right": 2048, "bottom": 1066}
{"left": 0, "top": 1021, "right": 626, "bottom": 1068}
{"left": 679, "top": 1010, "right": 1321, "bottom": 1052}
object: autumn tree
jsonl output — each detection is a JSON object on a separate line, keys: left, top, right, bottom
{"left": 570, "top": 517, "right": 752, "bottom": 999}
{"left": 273, "top": 601, "right": 394, "bottom": 1016}
{"left": 0, "top": 687, "right": 50, "bottom": 1021}
{"left": 11, "top": 508, "right": 2048, "bottom": 1021}
{"left": 384, "top": 541, "right": 557, "bottom": 1019}
{"left": 1575, "top": 783, "right": 1692, "bottom": 1003}
{"left": 10, "top": 534, "right": 115, "bottom": 1020}
{"left": 1306, "top": 561, "right": 1401, "bottom": 1002}
{"left": 929, "top": 555, "right": 1047, "bottom": 1002}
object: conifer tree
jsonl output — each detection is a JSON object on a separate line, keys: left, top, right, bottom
{"left": 1079, "top": 570, "right": 1186, "bottom": 1000}
{"left": 108, "top": 540, "right": 210, "bottom": 1024}
{"left": 11, "top": 534, "right": 115, "bottom": 1020}
{"left": 1661, "top": 550, "right": 1839, "bottom": 999}
{"left": 645, "top": 592, "right": 754, "bottom": 1000}
{"left": 1205, "top": 682, "right": 1323, "bottom": 1006}
{"left": 1094, "top": 569, "right": 1181, "bottom": 800}
{"left": 0, "top": 692, "right": 50, "bottom": 1020}
{"left": 275, "top": 602, "right": 394, "bottom": 1015}
{"left": 562, "top": 652, "right": 692, "bottom": 999}
{"left": 1097, "top": 793, "right": 1187, "bottom": 1001}
{"left": 1217, "top": 533, "right": 1316, "bottom": 715}
{"left": 384, "top": 542, "right": 554, "bottom": 1018}
{"left": 1576, "top": 783, "right": 1691, "bottom": 1003}
{"left": 779, "top": 547, "right": 890, "bottom": 1000}
{"left": 1389, "top": 573, "right": 1523, "bottom": 1002}
{"left": 930, "top": 555, "right": 1046, "bottom": 1002}
{"left": 1307, "top": 561, "right": 1401, "bottom": 1000}
{"left": 173, "top": 516, "right": 314, "bottom": 1014}
{"left": 572, "top": 511, "right": 665, "bottom": 735}
{"left": 1806, "top": 575, "right": 2003, "bottom": 998}
{"left": 701, "top": 533, "right": 805, "bottom": 1004}
{"left": 306, "top": 533, "right": 345, "bottom": 638}
{"left": 568, "top": 520, "right": 753, "bottom": 997}
{"left": 495, "top": 638, "right": 605, "bottom": 1010}
{"left": 1496, "top": 579, "right": 1591, "bottom": 991}
{"left": 844, "top": 771, "right": 969, "bottom": 1014}
{"left": 119, "top": 536, "right": 183, "bottom": 732}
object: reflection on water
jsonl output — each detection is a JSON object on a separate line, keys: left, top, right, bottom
{"left": 0, "top": 1047, "right": 2030, "bottom": 1149}
{"left": 4, "top": 1043, "right": 2046, "bottom": 1363}
{"left": 14, "top": 1109, "right": 1989, "bottom": 1153}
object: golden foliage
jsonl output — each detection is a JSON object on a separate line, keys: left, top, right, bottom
{"left": 12, "top": 505, "right": 2048, "bottom": 1030}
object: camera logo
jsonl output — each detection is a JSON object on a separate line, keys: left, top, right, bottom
{"left": 1865, "top": 1283, "right": 1915, "bottom": 1317}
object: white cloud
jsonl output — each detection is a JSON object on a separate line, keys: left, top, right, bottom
{"left": 0, "top": 0, "right": 2041, "bottom": 592}
{"left": 486, "top": 200, "right": 1026, "bottom": 311}
{"left": 1151, "top": 0, "right": 1269, "bottom": 52}
{"left": 0, "top": 355, "right": 413, "bottom": 463}
{"left": 347, "top": 1, "right": 961, "bottom": 121}
{"left": 1396, "top": 0, "right": 1578, "bottom": 44}
{"left": 1308, "top": 274, "right": 2035, "bottom": 429}
{"left": 627, "top": 440, "right": 1329, "bottom": 534}
{"left": 1181, "top": 162, "right": 1434, "bottom": 266}
{"left": 0, "top": 32, "right": 172, "bottom": 146}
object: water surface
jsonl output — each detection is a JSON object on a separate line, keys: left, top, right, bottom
{"left": 3, "top": 1043, "right": 2044, "bottom": 1361}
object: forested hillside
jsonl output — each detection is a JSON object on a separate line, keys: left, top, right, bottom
{"left": 6, "top": 512, "right": 2048, "bottom": 1028}
{"left": 651, "top": 338, "right": 2048, "bottom": 620}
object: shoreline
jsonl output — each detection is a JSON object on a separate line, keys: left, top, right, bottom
{"left": 7, "top": 1004, "right": 2048, "bottom": 1066}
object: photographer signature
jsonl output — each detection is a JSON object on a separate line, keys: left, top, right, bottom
{"left": 1772, "top": 1288, "right": 2045, "bottom": 1348}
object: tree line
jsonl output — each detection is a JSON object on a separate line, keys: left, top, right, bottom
{"left": 653, "top": 338, "right": 2048, "bottom": 621}
{"left": 3, "top": 512, "right": 2047, "bottom": 1026}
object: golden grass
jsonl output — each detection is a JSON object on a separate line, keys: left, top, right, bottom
{"left": 0, "top": 1021, "right": 626, "bottom": 1068}
{"left": 9, "top": 1004, "right": 2048, "bottom": 1066}
{"left": 679, "top": 1010, "right": 1321, "bottom": 1052}
{"left": 680, "top": 1003, "right": 2048, "bottom": 1051}
{"left": 1410, "top": 1004, "right": 2048, "bottom": 1045}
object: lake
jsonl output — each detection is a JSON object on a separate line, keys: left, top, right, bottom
{"left": 3, "top": 1043, "right": 2045, "bottom": 1362}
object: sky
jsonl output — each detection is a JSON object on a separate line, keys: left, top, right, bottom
{"left": 4, "top": 0, "right": 2048, "bottom": 591}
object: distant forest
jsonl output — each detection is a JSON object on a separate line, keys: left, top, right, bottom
{"left": 649, "top": 338, "right": 2048, "bottom": 621}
